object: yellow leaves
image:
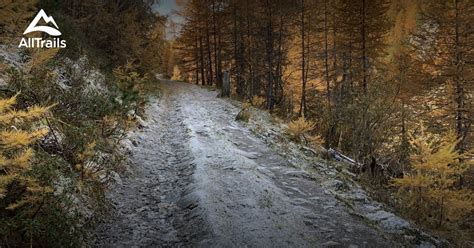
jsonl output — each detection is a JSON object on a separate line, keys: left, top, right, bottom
{"left": 0, "top": 130, "right": 33, "bottom": 148}
{"left": 392, "top": 124, "right": 474, "bottom": 228}
{"left": 392, "top": 173, "right": 431, "bottom": 188}
{"left": 0, "top": 92, "right": 18, "bottom": 113}
{"left": 0, "top": 174, "right": 15, "bottom": 198}
{"left": 0, "top": 92, "right": 53, "bottom": 210}
{"left": 251, "top": 96, "right": 265, "bottom": 107}
{"left": 75, "top": 141, "right": 101, "bottom": 182}
{"left": 285, "top": 116, "right": 315, "bottom": 142}
{"left": 12, "top": 148, "right": 34, "bottom": 169}
{"left": 113, "top": 61, "right": 137, "bottom": 79}
{"left": 78, "top": 141, "right": 96, "bottom": 162}
{"left": 0, "top": 93, "right": 52, "bottom": 124}
{"left": 389, "top": 0, "right": 418, "bottom": 55}
{"left": 0, "top": 128, "right": 48, "bottom": 148}
{"left": 0, "top": 148, "right": 34, "bottom": 172}
{"left": 307, "top": 134, "right": 324, "bottom": 147}
{"left": 171, "top": 65, "right": 182, "bottom": 81}
{"left": 0, "top": 0, "right": 37, "bottom": 41}
{"left": 0, "top": 106, "right": 50, "bottom": 123}
{"left": 26, "top": 48, "right": 59, "bottom": 73}
{"left": 409, "top": 128, "right": 467, "bottom": 178}
{"left": 6, "top": 183, "right": 53, "bottom": 210}
{"left": 442, "top": 189, "right": 474, "bottom": 219}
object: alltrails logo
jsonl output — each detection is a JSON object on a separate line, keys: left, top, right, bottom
{"left": 19, "top": 9, "right": 66, "bottom": 48}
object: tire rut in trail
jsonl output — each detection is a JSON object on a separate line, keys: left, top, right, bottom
{"left": 94, "top": 92, "right": 210, "bottom": 247}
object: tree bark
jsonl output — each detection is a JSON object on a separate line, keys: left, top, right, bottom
{"left": 361, "top": 0, "right": 368, "bottom": 94}
{"left": 265, "top": 0, "right": 274, "bottom": 110}
{"left": 454, "top": 0, "right": 467, "bottom": 151}
{"left": 299, "top": 0, "right": 307, "bottom": 117}
{"left": 206, "top": 20, "right": 214, "bottom": 86}
{"left": 221, "top": 70, "right": 231, "bottom": 97}
{"left": 199, "top": 36, "right": 207, "bottom": 85}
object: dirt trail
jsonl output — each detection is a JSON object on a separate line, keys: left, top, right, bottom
{"left": 94, "top": 80, "right": 443, "bottom": 247}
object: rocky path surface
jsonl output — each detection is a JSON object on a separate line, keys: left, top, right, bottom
{"left": 94, "top": 80, "right": 445, "bottom": 247}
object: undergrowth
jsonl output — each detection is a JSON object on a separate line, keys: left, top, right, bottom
{"left": 0, "top": 49, "right": 152, "bottom": 247}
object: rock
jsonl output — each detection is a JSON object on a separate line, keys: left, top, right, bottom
{"left": 136, "top": 116, "right": 148, "bottom": 129}
{"left": 365, "top": 210, "right": 394, "bottom": 222}
{"left": 344, "top": 191, "right": 367, "bottom": 202}
{"left": 322, "top": 179, "right": 347, "bottom": 191}
{"left": 321, "top": 240, "right": 341, "bottom": 247}
{"left": 243, "top": 152, "right": 259, "bottom": 159}
{"left": 127, "top": 109, "right": 137, "bottom": 119}
{"left": 110, "top": 171, "right": 122, "bottom": 185}
{"left": 416, "top": 241, "right": 436, "bottom": 248}
{"left": 365, "top": 210, "right": 409, "bottom": 232}
{"left": 115, "top": 96, "right": 123, "bottom": 105}
{"left": 380, "top": 216, "right": 410, "bottom": 231}
{"left": 0, "top": 77, "right": 7, "bottom": 87}
{"left": 404, "top": 235, "right": 415, "bottom": 241}
{"left": 303, "top": 220, "right": 314, "bottom": 226}
{"left": 136, "top": 206, "right": 150, "bottom": 213}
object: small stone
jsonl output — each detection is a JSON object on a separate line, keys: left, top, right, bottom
{"left": 321, "top": 241, "right": 340, "bottom": 247}
{"left": 136, "top": 206, "right": 150, "bottom": 213}
{"left": 380, "top": 216, "right": 410, "bottom": 231}
{"left": 110, "top": 171, "right": 122, "bottom": 185}
{"left": 365, "top": 210, "right": 394, "bottom": 222}
{"left": 417, "top": 242, "right": 436, "bottom": 248}
{"left": 303, "top": 220, "right": 313, "bottom": 226}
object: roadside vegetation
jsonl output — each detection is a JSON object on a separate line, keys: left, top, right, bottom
{"left": 0, "top": 0, "right": 168, "bottom": 246}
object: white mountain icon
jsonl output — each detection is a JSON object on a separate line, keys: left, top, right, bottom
{"left": 23, "top": 9, "right": 61, "bottom": 36}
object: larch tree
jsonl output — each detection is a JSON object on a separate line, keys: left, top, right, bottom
{"left": 419, "top": 0, "right": 473, "bottom": 152}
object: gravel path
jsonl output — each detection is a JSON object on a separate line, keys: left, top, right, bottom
{"left": 94, "top": 80, "right": 445, "bottom": 248}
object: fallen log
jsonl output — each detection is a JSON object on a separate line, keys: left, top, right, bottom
{"left": 327, "top": 148, "right": 362, "bottom": 168}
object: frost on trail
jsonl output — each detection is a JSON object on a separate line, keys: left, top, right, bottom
{"left": 95, "top": 80, "right": 447, "bottom": 247}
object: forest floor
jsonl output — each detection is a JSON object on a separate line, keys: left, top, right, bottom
{"left": 93, "top": 80, "right": 447, "bottom": 248}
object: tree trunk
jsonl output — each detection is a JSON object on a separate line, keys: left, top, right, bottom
{"left": 324, "top": 0, "right": 331, "bottom": 109}
{"left": 195, "top": 37, "right": 200, "bottom": 85}
{"left": 361, "top": 0, "right": 368, "bottom": 94}
{"left": 212, "top": 0, "right": 222, "bottom": 88}
{"left": 454, "top": 0, "right": 467, "bottom": 152}
{"left": 206, "top": 21, "right": 214, "bottom": 86}
{"left": 199, "top": 36, "right": 207, "bottom": 85}
{"left": 221, "top": 70, "right": 231, "bottom": 97}
{"left": 265, "top": 0, "right": 274, "bottom": 110}
{"left": 299, "top": 0, "right": 307, "bottom": 117}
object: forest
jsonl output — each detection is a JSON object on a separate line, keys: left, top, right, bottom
{"left": 173, "top": 0, "right": 474, "bottom": 244}
{"left": 0, "top": 0, "right": 473, "bottom": 247}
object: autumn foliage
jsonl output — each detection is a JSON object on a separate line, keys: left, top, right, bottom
{"left": 285, "top": 117, "right": 315, "bottom": 143}
{"left": 0, "top": 93, "right": 51, "bottom": 210}
{"left": 393, "top": 126, "right": 474, "bottom": 232}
